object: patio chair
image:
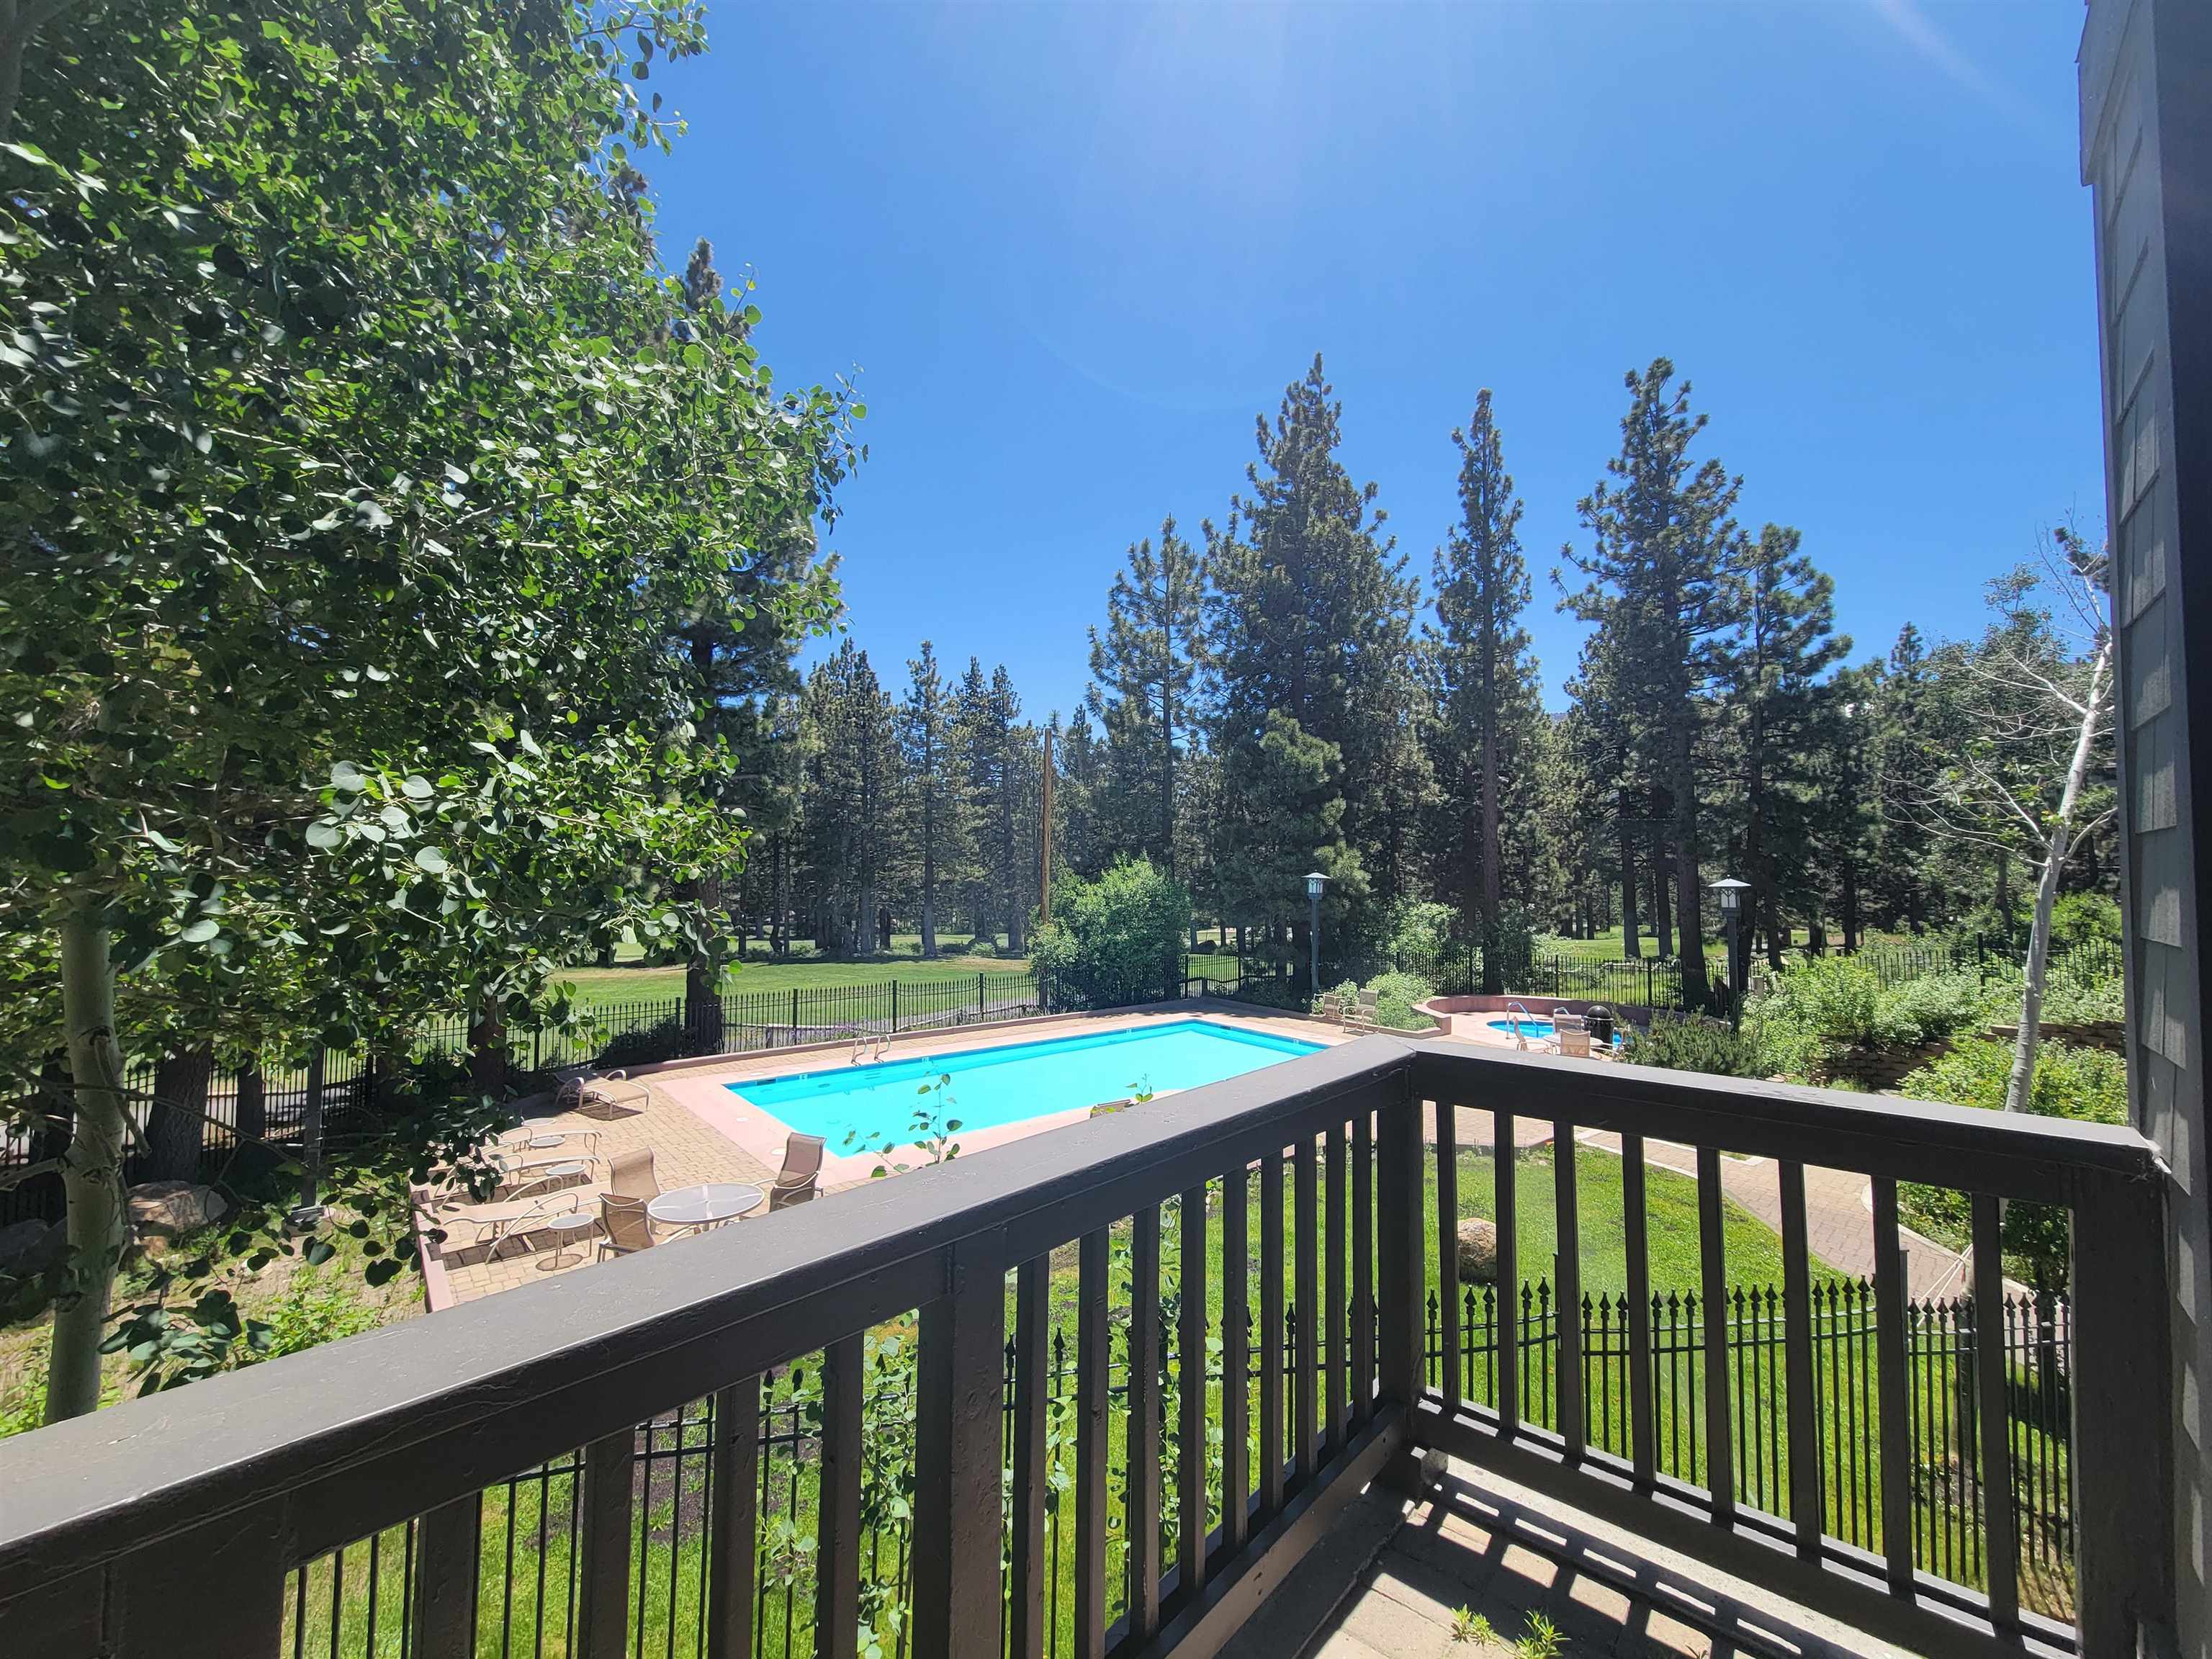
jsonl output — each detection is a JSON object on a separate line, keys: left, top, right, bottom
{"left": 596, "top": 1194, "right": 656, "bottom": 1261}
{"left": 554, "top": 1064, "right": 652, "bottom": 1119}
{"left": 1314, "top": 992, "right": 1346, "bottom": 1023}
{"left": 1344, "top": 989, "right": 1380, "bottom": 1035}
{"left": 608, "top": 1146, "right": 660, "bottom": 1202}
{"left": 768, "top": 1133, "right": 825, "bottom": 1211}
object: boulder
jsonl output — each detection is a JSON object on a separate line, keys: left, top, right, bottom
{"left": 126, "top": 1180, "right": 231, "bottom": 1243}
{"left": 0, "top": 1218, "right": 66, "bottom": 1279}
{"left": 1455, "top": 1216, "right": 1499, "bottom": 1283}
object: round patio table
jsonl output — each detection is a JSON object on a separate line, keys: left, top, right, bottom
{"left": 538, "top": 1212, "right": 598, "bottom": 1271}
{"left": 648, "top": 1182, "right": 765, "bottom": 1234}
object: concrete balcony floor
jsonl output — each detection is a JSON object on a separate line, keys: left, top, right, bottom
{"left": 1227, "top": 1461, "right": 1915, "bottom": 1659}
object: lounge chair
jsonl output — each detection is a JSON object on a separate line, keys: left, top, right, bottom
{"left": 495, "top": 1123, "right": 602, "bottom": 1159}
{"left": 553, "top": 1065, "right": 652, "bottom": 1118}
{"left": 767, "top": 1133, "right": 824, "bottom": 1211}
{"left": 608, "top": 1146, "right": 660, "bottom": 1202}
{"left": 431, "top": 1190, "right": 588, "bottom": 1262}
{"left": 596, "top": 1193, "right": 656, "bottom": 1260}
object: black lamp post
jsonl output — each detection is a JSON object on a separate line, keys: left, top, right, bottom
{"left": 1305, "top": 871, "right": 1328, "bottom": 995}
{"left": 1710, "top": 877, "right": 1750, "bottom": 1025}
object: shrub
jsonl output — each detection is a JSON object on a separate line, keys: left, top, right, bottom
{"left": 1377, "top": 898, "right": 1457, "bottom": 982}
{"left": 1031, "top": 858, "right": 1192, "bottom": 1011}
{"left": 1624, "top": 1015, "right": 1766, "bottom": 1078}
{"left": 1366, "top": 971, "right": 1437, "bottom": 1030}
{"left": 2050, "top": 890, "right": 2122, "bottom": 946}
{"left": 1874, "top": 970, "right": 1987, "bottom": 1046}
{"left": 2037, "top": 953, "right": 2126, "bottom": 1025}
{"left": 1897, "top": 1036, "right": 2127, "bottom": 1290}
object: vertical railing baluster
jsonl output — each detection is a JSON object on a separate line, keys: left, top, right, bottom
{"left": 1352, "top": 1108, "right": 1375, "bottom": 1426}
{"left": 914, "top": 1234, "right": 1007, "bottom": 1659}
{"left": 1007, "top": 1258, "right": 1049, "bottom": 1659}
{"left": 577, "top": 1431, "right": 634, "bottom": 1659}
{"left": 1779, "top": 1161, "right": 1823, "bottom": 1563}
{"left": 1293, "top": 1135, "right": 1318, "bottom": 1483}
{"left": 413, "top": 1496, "right": 480, "bottom": 1659}
{"left": 1325, "top": 1123, "right": 1348, "bottom": 1458}
{"left": 1377, "top": 1082, "right": 1425, "bottom": 1445}
{"left": 1622, "top": 1133, "right": 1655, "bottom": 1490}
{"left": 1435, "top": 1095, "right": 1461, "bottom": 1414}
{"left": 1074, "top": 1231, "right": 1110, "bottom": 1659}
{"left": 1259, "top": 1148, "right": 1286, "bottom": 1520}
{"left": 817, "top": 1337, "right": 864, "bottom": 1659}
{"left": 1553, "top": 1120, "right": 1583, "bottom": 1460}
{"left": 707, "top": 1380, "right": 760, "bottom": 1659}
{"left": 1128, "top": 1205, "right": 1162, "bottom": 1640}
{"left": 1179, "top": 1182, "right": 1210, "bottom": 1598}
{"left": 1696, "top": 1147, "right": 1735, "bottom": 1526}
{"left": 1970, "top": 1197, "right": 2019, "bottom": 1635}
{"left": 1221, "top": 1164, "right": 1251, "bottom": 1552}
{"left": 1495, "top": 1107, "right": 1519, "bottom": 1434}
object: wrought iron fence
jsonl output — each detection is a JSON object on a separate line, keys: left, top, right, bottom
{"left": 271, "top": 1277, "right": 2073, "bottom": 1659}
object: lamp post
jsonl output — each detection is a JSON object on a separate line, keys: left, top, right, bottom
{"left": 1710, "top": 877, "right": 1750, "bottom": 1025}
{"left": 1305, "top": 871, "right": 1328, "bottom": 995}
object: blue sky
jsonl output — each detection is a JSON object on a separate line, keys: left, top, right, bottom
{"left": 644, "top": 1, "right": 2103, "bottom": 716}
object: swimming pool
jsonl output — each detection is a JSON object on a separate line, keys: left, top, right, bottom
{"left": 1486, "top": 1017, "right": 1556, "bottom": 1040}
{"left": 727, "top": 1020, "right": 1323, "bottom": 1146}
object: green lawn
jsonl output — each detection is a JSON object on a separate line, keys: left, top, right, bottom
{"left": 555, "top": 953, "right": 1028, "bottom": 1010}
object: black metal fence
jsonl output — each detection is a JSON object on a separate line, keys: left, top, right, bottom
{"left": 271, "top": 1276, "right": 2073, "bottom": 1659}
{"left": 2, "top": 974, "right": 1045, "bottom": 1228}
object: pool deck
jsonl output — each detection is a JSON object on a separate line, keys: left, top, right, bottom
{"left": 427, "top": 1004, "right": 1354, "bottom": 1306}
{"left": 655, "top": 1004, "right": 1340, "bottom": 1184}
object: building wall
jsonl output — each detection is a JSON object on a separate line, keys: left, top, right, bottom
{"left": 2079, "top": 1, "right": 2212, "bottom": 1651}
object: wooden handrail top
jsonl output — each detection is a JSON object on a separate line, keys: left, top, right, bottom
{"left": 0, "top": 1034, "right": 2163, "bottom": 1609}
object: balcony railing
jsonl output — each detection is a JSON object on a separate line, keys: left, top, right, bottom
{"left": 0, "top": 1036, "right": 2171, "bottom": 1659}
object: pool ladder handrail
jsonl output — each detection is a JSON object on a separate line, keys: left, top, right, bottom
{"left": 1504, "top": 1000, "right": 1534, "bottom": 1051}
{"left": 848, "top": 1030, "right": 891, "bottom": 1065}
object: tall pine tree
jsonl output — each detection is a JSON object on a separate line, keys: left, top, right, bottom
{"left": 1429, "top": 391, "right": 1542, "bottom": 988}
{"left": 1087, "top": 518, "right": 1205, "bottom": 873}
{"left": 1561, "top": 360, "right": 1744, "bottom": 1007}
{"left": 900, "top": 642, "right": 969, "bottom": 957}
{"left": 1725, "top": 524, "right": 1848, "bottom": 965}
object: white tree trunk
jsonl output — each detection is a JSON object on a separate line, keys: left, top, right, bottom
{"left": 48, "top": 900, "right": 129, "bottom": 1422}
{"left": 2004, "top": 637, "right": 2113, "bottom": 1115}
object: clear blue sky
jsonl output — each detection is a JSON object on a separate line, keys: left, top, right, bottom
{"left": 644, "top": 1, "right": 2103, "bottom": 716}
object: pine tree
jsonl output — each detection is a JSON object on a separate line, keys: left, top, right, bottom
{"left": 901, "top": 642, "right": 969, "bottom": 958}
{"left": 956, "top": 659, "right": 1029, "bottom": 952}
{"left": 1213, "top": 711, "right": 1367, "bottom": 986}
{"left": 1725, "top": 524, "right": 1848, "bottom": 965}
{"left": 1429, "top": 390, "right": 1542, "bottom": 988}
{"left": 799, "top": 642, "right": 901, "bottom": 954}
{"left": 1206, "top": 356, "right": 1422, "bottom": 921}
{"left": 1561, "top": 360, "right": 1745, "bottom": 1007}
{"left": 1868, "top": 625, "right": 1944, "bottom": 931}
{"left": 1088, "top": 518, "right": 1206, "bottom": 874}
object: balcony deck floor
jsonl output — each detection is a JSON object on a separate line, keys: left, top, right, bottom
{"left": 1240, "top": 1462, "right": 1918, "bottom": 1659}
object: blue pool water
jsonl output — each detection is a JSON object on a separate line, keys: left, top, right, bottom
{"left": 1486, "top": 1017, "right": 1556, "bottom": 1039}
{"left": 728, "top": 1020, "right": 1323, "bottom": 1146}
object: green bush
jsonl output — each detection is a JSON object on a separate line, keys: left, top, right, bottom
{"left": 2050, "top": 890, "right": 2122, "bottom": 946}
{"left": 1366, "top": 971, "right": 1437, "bottom": 1030}
{"left": 1376, "top": 899, "right": 1457, "bottom": 982}
{"left": 1897, "top": 1035, "right": 2126, "bottom": 1289}
{"left": 2036, "top": 954, "right": 2126, "bottom": 1025}
{"left": 1317, "top": 972, "right": 1437, "bottom": 1030}
{"left": 1874, "top": 970, "right": 1989, "bottom": 1046}
{"left": 1031, "top": 858, "right": 1192, "bottom": 1010}
{"left": 1624, "top": 1015, "right": 1766, "bottom": 1078}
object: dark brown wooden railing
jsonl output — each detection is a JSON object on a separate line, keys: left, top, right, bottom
{"left": 0, "top": 1036, "right": 2172, "bottom": 1659}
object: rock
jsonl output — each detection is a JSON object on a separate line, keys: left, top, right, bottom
{"left": 1455, "top": 1216, "right": 1499, "bottom": 1283}
{"left": 0, "top": 1218, "right": 66, "bottom": 1279}
{"left": 126, "top": 1180, "right": 231, "bottom": 1242}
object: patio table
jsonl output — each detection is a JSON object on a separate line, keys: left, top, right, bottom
{"left": 648, "top": 1182, "right": 765, "bottom": 1234}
